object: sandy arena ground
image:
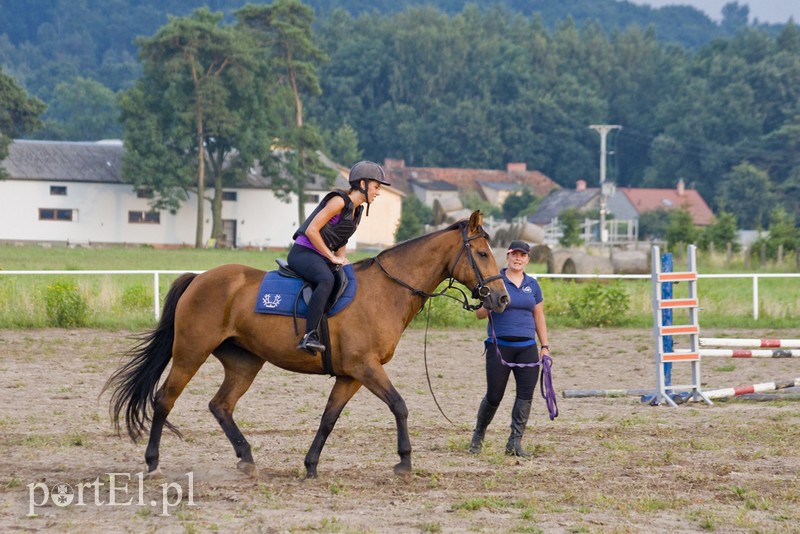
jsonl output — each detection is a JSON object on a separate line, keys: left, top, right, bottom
{"left": 1, "top": 327, "right": 799, "bottom": 533}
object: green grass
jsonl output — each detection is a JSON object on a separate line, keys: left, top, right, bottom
{"left": 0, "top": 243, "right": 798, "bottom": 329}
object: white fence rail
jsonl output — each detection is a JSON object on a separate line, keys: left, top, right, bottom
{"left": 1, "top": 270, "right": 799, "bottom": 321}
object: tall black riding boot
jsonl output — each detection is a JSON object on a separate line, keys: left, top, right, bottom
{"left": 468, "top": 397, "right": 499, "bottom": 454}
{"left": 505, "top": 398, "right": 533, "bottom": 458}
{"left": 297, "top": 330, "right": 325, "bottom": 355}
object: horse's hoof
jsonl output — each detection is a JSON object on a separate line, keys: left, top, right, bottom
{"left": 304, "top": 470, "right": 318, "bottom": 480}
{"left": 237, "top": 460, "right": 258, "bottom": 478}
{"left": 145, "top": 468, "right": 164, "bottom": 480}
{"left": 393, "top": 463, "right": 412, "bottom": 482}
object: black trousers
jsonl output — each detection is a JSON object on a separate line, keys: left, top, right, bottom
{"left": 287, "top": 244, "right": 336, "bottom": 335}
{"left": 483, "top": 342, "right": 540, "bottom": 406}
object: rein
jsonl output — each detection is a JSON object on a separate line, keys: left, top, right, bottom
{"left": 376, "top": 222, "right": 503, "bottom": 425}
{"left": 488, "top": 312, "right": 559, "bottom": 421}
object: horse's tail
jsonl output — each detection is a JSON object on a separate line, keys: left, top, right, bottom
{"left": 102, "top": 272, "right": 198, "bottom": 442}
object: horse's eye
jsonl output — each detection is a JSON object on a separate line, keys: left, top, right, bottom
{"left": 477, "top": 251, "right": 488, "bottom": 258}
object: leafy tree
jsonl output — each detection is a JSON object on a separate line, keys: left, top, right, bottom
{"left": 558, "top": 208, "right": 583, "bottom": 247}
{"left": 501, "top": 189, "right": 540, "bottom": 221}
{"left": 698, "top": 211, "right": 739, "bottom": 252}
{"left": 395, "top": 194, "right": 432, "bottom": 242}
{"left": 40, "top": 77, "right": 121, "bottom": 140}
{"left": 665, "top": 208, "right": 699, "bottom": 251}
{"left": 237, "top": 0, "right": 333, "bottom": 226}
{"left": 715, "top": 161, "right": 773, "bottom": 229}
{"left": 120, "top": 8, "right": 265, "bottom": 247}
{"left": 326, "top": 122, "right": 362, "bottom": 165}
{"left": 764, "top": 206, "right": 798, "bottom": 257}
{"left": 0, "top": 66, "right": 46, "bottom": 178}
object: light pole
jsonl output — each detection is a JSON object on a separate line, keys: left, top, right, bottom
{"left": 589, "top": 124, "right": 621, "bottom": 243}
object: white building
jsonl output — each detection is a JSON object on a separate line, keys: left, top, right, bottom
{"left": 0, "top": 140, "right": 402, "bottom": 250}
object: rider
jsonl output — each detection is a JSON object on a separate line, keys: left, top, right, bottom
{"left": 288, "top": 160, "right": 390, "bottom": 355}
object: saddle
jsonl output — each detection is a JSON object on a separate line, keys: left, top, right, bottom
{"left": 274, "top": 259, "right": 350, "bottom": 310}
{"left": 254, "top": 261, "right": 356, "bottom": 377}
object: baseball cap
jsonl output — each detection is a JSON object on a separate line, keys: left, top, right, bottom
{"left": 507, "top": 240, "right": 531, "bottom": 254}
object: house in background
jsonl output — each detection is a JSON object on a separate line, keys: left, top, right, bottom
{"left": 610, "top": 179, "right": 714, "bottom": 226}
{"left": 407, "top": 176, "right": 459, "bottom": 209}
{"left": 0, "top": 140, "right": 402, "bottom": 249}
{"left": 530, "top": 179, "right": 714, "bottom": 227}
{"left": 383, "top": 159, "right": 560, "bottom": 208}
{"left": 526, "top": 178, "right": 714, "bottom": 244}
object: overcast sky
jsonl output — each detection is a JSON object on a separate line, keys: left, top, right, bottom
{"left": 627, "top": 0, "right": 797, "bottom": 24}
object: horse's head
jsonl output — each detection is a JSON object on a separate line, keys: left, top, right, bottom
{"left": 450, "top": 211, "right": 509, "bottom": 313}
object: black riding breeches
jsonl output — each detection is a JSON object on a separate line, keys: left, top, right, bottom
{"left": 287, "top": 244, "right": 336, "bottom": 334}
{"left": 483, "top": 342, "right": 540, "bottom": 406}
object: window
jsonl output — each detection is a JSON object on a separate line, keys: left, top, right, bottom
{"left": 39, "top": 208, "right": 74, "bottom": 221}
{"left": 222, "top": 191, "right": 237, "bottom": 201}
{"left": 50, "top": 186, "right": 67, "bottom": 195}
{"left": 128, "top": 211, "right": 160, "bottom": 224}
{"left": 306, "top": 194, "right": 320, "bottom": 203}
{"left": 136, "top": 188, "right": 154, "bottom": 199}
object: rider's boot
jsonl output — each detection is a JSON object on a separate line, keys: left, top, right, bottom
{"left": 298, "top": 330, "right": 325, "bottom": 355}
{"left": 469, "top": 397, "right": 499, "bottom": 454}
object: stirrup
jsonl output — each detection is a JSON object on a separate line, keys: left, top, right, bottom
{"left": 298, "top": 332, "right": 325, "bottom": 355}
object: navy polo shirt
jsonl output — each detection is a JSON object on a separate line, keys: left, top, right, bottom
{"left": 486, "top": 268, "right": 543, "bottom": 345}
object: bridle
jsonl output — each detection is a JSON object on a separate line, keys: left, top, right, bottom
{"left": 374, "top": 222, "right": 502, "bottom": 311}
{"left": 375, "top": 221, "right": 504, "bottom": 426}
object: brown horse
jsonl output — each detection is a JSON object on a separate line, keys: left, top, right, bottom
{"left": 104, "top": 211, "right": 508, "bottom": 480}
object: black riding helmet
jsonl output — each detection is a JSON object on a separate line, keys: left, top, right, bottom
{"left": 348, "top": 160, "right": 390, "bottom": 216}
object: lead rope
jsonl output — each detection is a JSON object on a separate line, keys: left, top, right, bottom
{"left": 487, "top": 311, "right": 559, "bottom": 421}
{"left": 423, "top": 298, "right": 457, "bottom": 426}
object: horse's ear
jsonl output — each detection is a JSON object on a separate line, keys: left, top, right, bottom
{"left": 468, "top": 210, "right": 484, "bottom": 233}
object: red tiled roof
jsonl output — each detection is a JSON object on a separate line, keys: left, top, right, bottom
{"left": 620, "top": 187, "right": 714, "bottom": 225}
{"left": 383, "top": 159, "right": 559, "bottom": 198}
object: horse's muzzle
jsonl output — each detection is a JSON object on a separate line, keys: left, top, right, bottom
{"left": 483, "top": 292, "right": 509, "bottom": 313}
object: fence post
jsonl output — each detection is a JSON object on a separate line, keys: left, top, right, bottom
{"left": 154, "top": 272, "right": 160, "bottom": 321}
{"left": 753, "top": 275, "right": 759, "bottom": 321}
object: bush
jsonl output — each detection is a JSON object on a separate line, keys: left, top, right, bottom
{"left": 568, "top": 281, "right": 630, "bottom": 327}
{"left": 45, "top": 280, "right": 88, "bottom": 327}
{"left": 121, "top": 283, "right": 151, "bottom": 309}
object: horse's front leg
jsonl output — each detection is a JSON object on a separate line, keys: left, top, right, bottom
{"left": 305, "top": 376, "right": 362, "bottom": 479}
{"left": 357, "top": 363, "right": 412, "bottom": 480}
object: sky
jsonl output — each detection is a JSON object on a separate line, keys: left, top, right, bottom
{"left": 627, "top": 0, "right": 797, "bottom": 24}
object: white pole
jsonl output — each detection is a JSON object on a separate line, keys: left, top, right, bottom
{"left": 154, "top": 272, "right": 161, "bottom": 321}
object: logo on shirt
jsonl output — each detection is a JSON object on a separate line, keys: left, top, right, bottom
{"left": 522, "top": 285, "right": 532, "bottom": 293}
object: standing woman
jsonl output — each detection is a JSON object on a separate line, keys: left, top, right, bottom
{"left": 469, "top": 240, "right": 550, "bottom": 457}
{"left": 288, "top": 160, "right": 390, "bottom": 354}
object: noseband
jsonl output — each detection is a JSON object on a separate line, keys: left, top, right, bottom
{"left": 375, "top": 223, "right": 501, "bottom": 311}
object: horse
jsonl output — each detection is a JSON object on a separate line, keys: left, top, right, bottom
{"left": 103, "top": 210, "right": 509, "bottom": 480}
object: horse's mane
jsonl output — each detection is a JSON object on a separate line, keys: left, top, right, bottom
{"left": 354, "top": 219, "right": 476, "bottom": 271}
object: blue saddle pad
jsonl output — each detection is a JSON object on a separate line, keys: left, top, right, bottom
{"left": 254, "top": 264, "right": 356, "bottom": 317}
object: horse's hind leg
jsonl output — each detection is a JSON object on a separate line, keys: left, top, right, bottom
{"left": 210, "top": 346, "right": 265, "bottom": 478}
{"left": 145, "top": 352, "right": 207, "bottom": 477}
{"left": 304, "top": 376, "right": 362, "bottom": 479}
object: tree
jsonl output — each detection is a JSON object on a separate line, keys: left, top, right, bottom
{"left": 699, "top": 211, "right": 739, "bottom": 252}
{"left": 665, "top": 208, "right": 699, "bottom": 251}
{"left": 716, "top": 161, "right": 774, "bottom": 229}
{"left": 0, "top": 66, "right": 46, "bottom": 178}
{"left": 237, "top": 0, "right": 333, "bottom": 226}
{"left": 558, "top": 208, "right": 583, "bottom": 247}
{"left": 501, "top": 189, "right": 539, "bottom": 221}
{"left": 120, "top": 8, "right": 265, "bottom": 247}
{"left": 395, "top": 195, "right": 432, "bottom": 242}
{"left": 40, "top": 77, "right": 121, "bottom": 140}
{"left": 638, "top": 209, "right": 670, "bottom": 241}
{"left": 326, "top": 122, "right": 362, "bottom": 165}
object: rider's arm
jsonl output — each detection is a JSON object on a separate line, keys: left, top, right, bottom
{"left": 304, "top": 195, "right": 347, "bottom": 265}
